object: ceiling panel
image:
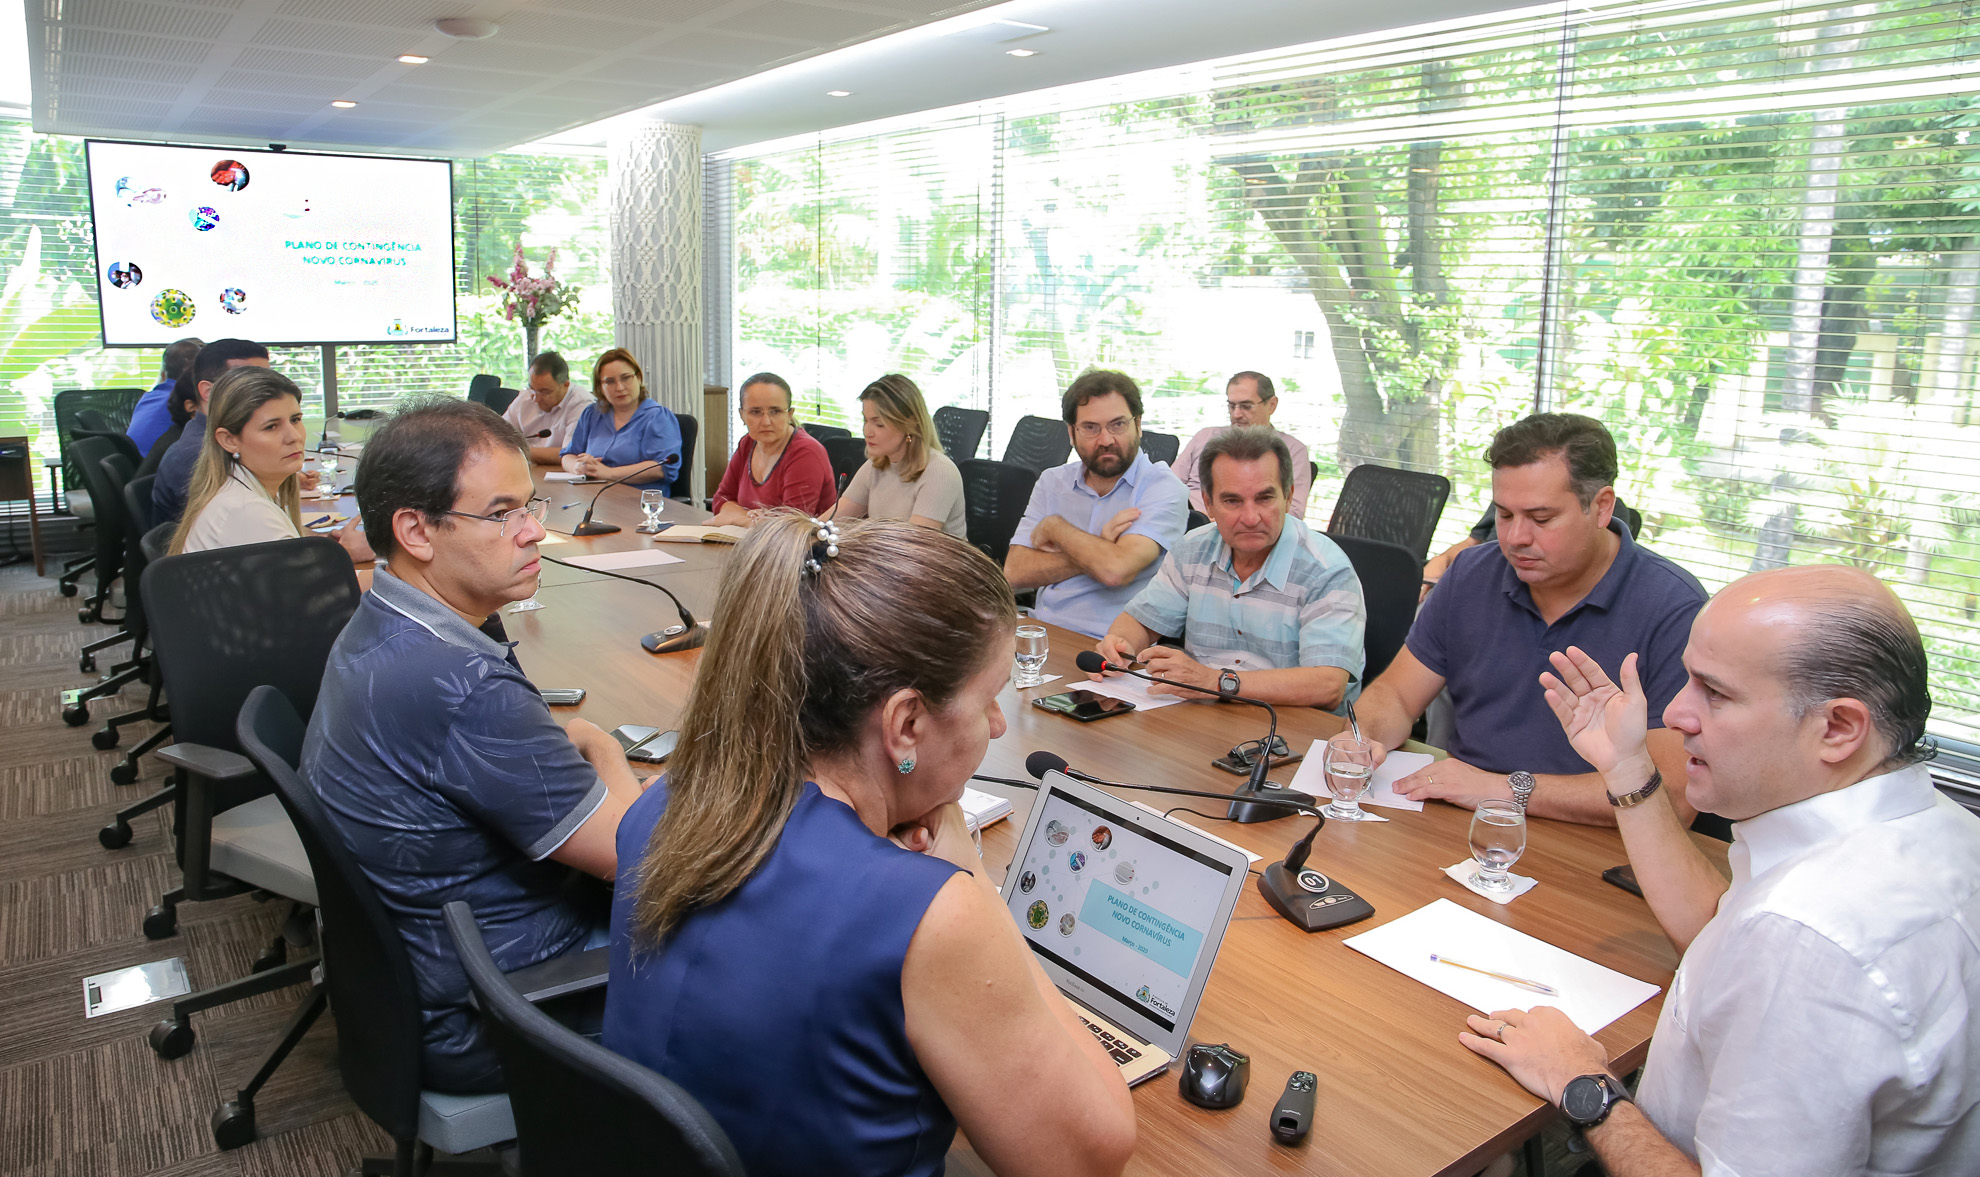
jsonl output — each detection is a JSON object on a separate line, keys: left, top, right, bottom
{"left": 711, "top": 2, "right": 908, "bottom": 45}
{"left": 60, "top": 28, "right": 213, "bottom": 64}
{"left": 67, "top": 1, "right": 238, "bottom": 40}
{"left": 249, "top": 19, "right": 426, "bottom": 57}
{"left": 643, "top": 29, "right": 800, "bottom": 68}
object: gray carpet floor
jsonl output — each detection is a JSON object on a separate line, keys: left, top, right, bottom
{"left": 0, "top": 559, "right": 391, "bottom": 1177}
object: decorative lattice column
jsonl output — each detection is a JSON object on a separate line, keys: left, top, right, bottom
{"left": 609, "top": 114, "right": 704, "bottom": 501}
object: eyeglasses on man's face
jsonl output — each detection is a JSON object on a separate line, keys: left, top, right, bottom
{"left": 1075, "top": 417, "right": 1135, "bottom": 440}
{"left": 443, "top": 496, "right": 550, "bottom": 538}
{"left": 1228, "top": 396, "right": 1274, "bottom": 414}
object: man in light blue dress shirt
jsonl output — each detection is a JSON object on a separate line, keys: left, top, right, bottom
{"left": 1094, "top": 426, "right": 1364, "bottom": 710}
{"left": 1006, "top": 370, "right": 1189, "bottom": 639}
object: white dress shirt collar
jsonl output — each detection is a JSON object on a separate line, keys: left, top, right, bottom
{"left": 1728, "top": 763, "right": 1939, "bottom": 884}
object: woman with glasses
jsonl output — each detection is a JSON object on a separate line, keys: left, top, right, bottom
{"left": 707, "top": 372, "right": 837, "bottom": 526}
{"left": 836, "top": 374, "right": 967, "bottom": 538}
{"left": 172, "top": 365, "right": 374, "bottom": 567}
{"left": 562, "top": 348, "right": 682, "bottom": 489}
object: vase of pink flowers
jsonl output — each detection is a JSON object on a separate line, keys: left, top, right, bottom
{"left": 487, "top": 245, "right": 579, "bottom": 366}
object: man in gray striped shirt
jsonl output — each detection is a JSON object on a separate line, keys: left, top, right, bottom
{"left": 1091, "top": 426, "right": 1365, "bottom": 711}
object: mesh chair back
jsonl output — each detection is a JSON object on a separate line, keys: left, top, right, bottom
{"left": 141, "top": 537, "right": 360, "bottom": 819}
{"left": 1324, "top": 532, "right": 1420, "bottom": 681}
{"left": 959, "top": 459, "right": 1040, "bottom": 564}
{"left": 933, "top": 406, "right": 989, "bottom": 460}
{"left": 443, "top": 903, "right": 747, "bottom": 1176}
{"left": 53, "top": 388, "right": 145, "bottom": 492}
{"left": 237, "top": 686, "right": 426, "bottom": 1144}
{"left": 116, "top": 474, "right": 159, "bottom": 652}
{"left": 803, "top": 423, "right": 850, "bottom": 443}
{"left": 124, "top": 472, "right": 156, "bottom": 536}
{"left": 822, "top": 437, "right": 868, "bottom": 487}
{"left": 466, "top": 374, "right": 501, "bottom": 405}
{"left": 1140, "top": 430, "right": 1179, "bottom": 467}
{"left": 73, "top": 438, "right": 130, "bottom": 589}
{"left": 1325, "top": 463, "right": 1452, "bottom": 565}
{"left": 671, "top": 413, "right": 699, "bottom": 499}
{"left": 1001, "top": 416, "right": 1072, "bottom": 473}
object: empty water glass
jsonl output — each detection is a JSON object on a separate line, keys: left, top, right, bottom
{"left": 1014, "top": 624, "right": 1049, "bottom": 687}
{"left": 1468, "top": 799, "right": 1527, "bottom": 892}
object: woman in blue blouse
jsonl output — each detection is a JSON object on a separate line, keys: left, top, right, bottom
{"left": 562, "top": 348, "right": 681, "bottom": 487}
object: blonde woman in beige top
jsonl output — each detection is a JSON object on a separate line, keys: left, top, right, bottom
{"left": 837, "top": 374, "right": 967, "bottom": 539}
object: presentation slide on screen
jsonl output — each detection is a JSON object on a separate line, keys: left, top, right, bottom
{"left": 1010, "top": 791, "right": 1232, "bottom": 1029}
{"left": 86, "top": 140, "right": 456, "bottom": 347}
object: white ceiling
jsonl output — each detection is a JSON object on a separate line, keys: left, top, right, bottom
{"left": 23, "top": 0, "right": 1007, "bottom": 156}
{"left": 21, "top": 0, "right": 1532, "bottom": 158}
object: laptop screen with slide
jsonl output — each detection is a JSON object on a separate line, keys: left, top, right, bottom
{"left": 1002, "top": 770, "right": 1250, "bottom": 1065}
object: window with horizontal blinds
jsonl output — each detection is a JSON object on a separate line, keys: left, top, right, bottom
{"left": 719, "top": 0, "right": 1980, "bottom": 742}
{"left": 0, "top": 122, "right": 613, "bottom": 474}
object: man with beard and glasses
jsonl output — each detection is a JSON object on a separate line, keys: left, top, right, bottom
{"left": 1005, "top": 369, "right": 1189, "bottom": 639}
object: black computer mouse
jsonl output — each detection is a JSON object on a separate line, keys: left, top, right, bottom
{"left": 1179, "top": 1042, "right": 1250, "bottom": 1109}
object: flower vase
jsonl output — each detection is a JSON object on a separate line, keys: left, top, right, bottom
{"left": 524, "top": 322, "right": 540, "bottom": 368}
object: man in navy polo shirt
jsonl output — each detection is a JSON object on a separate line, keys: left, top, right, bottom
{"left": 1355, "top": 413, "right": 1707, "bottom": 826}
{"left": 303, "top": 399, "right": 645, "bottom": 1092}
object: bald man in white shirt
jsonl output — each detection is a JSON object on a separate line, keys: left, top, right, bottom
{"left": 1463, "top": 565, "right": 1980, "bottom": 1176}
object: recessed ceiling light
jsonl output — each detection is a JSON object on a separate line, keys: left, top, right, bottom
{"left": 397, "top": 54, "right": 429, "bottom": 64}
{"left": 1006, "top": 48, "right": 1037, "bottom": 57}
{"left": 826, "top": 90, "right": 851, "bottom": 97}
{"left": 331, "top": 100, "right": 358, "bottom": 108}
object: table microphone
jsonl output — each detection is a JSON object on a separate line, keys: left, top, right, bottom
{"left": 538, "top": 553, "right": 707, "bottom": 653}
{"left": 1073, "top": 650, "right": 1309, "bottom": 824}
{"left": 1023, "top": 751, "right": 1372, "bottom": 932}
{"left": 570, "top": 460, "right": 660, "bottom": 537}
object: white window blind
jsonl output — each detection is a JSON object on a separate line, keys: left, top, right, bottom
{"left": 718, "top": 0, "right": 1980, "bottom": 743}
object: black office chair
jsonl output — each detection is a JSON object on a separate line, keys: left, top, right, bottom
{"left": 1325, "top": 532, "right": 1420, "bottom": 681}
{"left": 231, "top": 686, "right": 522, "bottom": 1161}
{"left": 1326, "top": 463, "right": 1452, "bottom": 565}
{"left": 1186, "top": 509, "right": 1211, "bottom": 532}
{"left": 1001, "top": 415, "right": 1072, "bottom": 473}
{"left": 466, "top": 374, "right": 502, "bottom": 406}
{"left": 958, "top": 458, "right": 1039, "bottom": 564}
{"left": 933, "top": 406, "right": 989, "bottom": 460}
{"left": 74, "top": 416, "right": 145, "bottom": 467}
{"left": 89, "top": 469, "right": 172, "bottom": 781}
{"left": 803, "top": 423, "right": 851, "bottom": 443}
{"left": 52, "top": 387, "right": 145, "bottom": 600}
{"left": 66, "top": 435, "right": 133, "bottom": 628}
{"left": 1140, "top": 430, "right": 1179, "bottom": 467}
{"left": 823, "top": 437, "right": 869, "bottom": 487}
{"left": 443, "top": 902, "right": 746, "bottom": 1177}
{"left": 101, "top": 526, "right": 182, "bottom": 838}
{"left": 62, "top": 441, "right": 140, "bottom": 727}
{"left": 671, "top": 412, "right": 699, "bottom": 501}
{"left": 137, "top": 420, "right": 183, "bottom": 481}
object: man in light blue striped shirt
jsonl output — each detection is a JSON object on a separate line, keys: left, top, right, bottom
{"left": 1093, "top": 427, "right": 1365, "bottom": 710}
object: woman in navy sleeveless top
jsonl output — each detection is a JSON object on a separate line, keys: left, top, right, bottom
{"left": 603, "top": 515, "right": 1135, "bottom": 1177}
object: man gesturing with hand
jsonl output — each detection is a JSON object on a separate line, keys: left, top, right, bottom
{"left": 1460, "top": 566, "right": 1980, "bottom": 1176}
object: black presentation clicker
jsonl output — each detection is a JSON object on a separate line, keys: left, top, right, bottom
{"left": 1270, "top": 1071, "right": 1317, "bottom": 1144}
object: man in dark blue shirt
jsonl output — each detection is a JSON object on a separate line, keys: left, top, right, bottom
{"left": 1355, "top": 413, "right": 1707, "bottom": 826}
{"left": 126, "top": 336, "right": 201, "bottom": 456}
{"left": 151, "top": 338, "right": 270, "bottom": 524}
{"left": 302, "top": 399, "right": 643, "bottom": 1091}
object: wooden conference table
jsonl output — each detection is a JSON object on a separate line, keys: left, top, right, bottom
{"left": 464, "top": 469, "right": 1721, "bottom": 1177}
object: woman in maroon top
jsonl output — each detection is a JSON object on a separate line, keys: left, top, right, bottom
{"left": 709, "top": 372, "right": 838, "bottom": 525}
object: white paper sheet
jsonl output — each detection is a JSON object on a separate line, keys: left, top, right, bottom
{"left": 543, "top": 471, "right": 586, "bottom": 482}
{"left": 1343, "top": 898, "right": 1661, "bottom": 1033}
{"left": 1076, "top": 673, "right": 1185, "bottom": 710}
{"left": 561, "top": 549, "right": 685, "bottom": 572}
{"left": 1288, "top": 743, "right": 1432, "bottom": 811}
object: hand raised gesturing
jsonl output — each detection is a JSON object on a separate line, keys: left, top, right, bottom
{"left": 1537, "top": 646, "right": 1649, "bottom": 777}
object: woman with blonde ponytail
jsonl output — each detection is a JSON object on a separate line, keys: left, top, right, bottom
{"left": 604, "top": 513, "right": 1136, "bottom": 1177}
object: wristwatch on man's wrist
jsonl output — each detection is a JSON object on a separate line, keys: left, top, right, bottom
{"left": 1508, "top": 770, "right": 1535, "bottom": 811}
{"left": 1560, "top": 1073, "right": 1631, "bottom": 1129}
{"left": 1218, "top": 669, "right": 1241, "bottom": 698}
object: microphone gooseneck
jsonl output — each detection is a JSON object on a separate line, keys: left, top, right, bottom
{"left": 570, "top": 460, "right": 661, "bottom": 537}
{"left": 538, "top": 552, "right": 707, "bottom": 654}
{"left": 1021, "top": 751, "right": 1319, "bottom": 819}
{"left": 1072, "top": 650, "right": 1296, "bottom": 823}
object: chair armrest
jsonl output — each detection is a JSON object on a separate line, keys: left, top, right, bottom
{"left": 503, "top": 945, "right": 609, "bottom": 1004}
{"left": 156, "top": 743, "right": 258, "bottom": 780}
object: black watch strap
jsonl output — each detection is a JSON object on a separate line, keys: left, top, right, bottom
{"left": 1218, "top": 669, "right": 1240, "bottom": 698}
{"left": 1560, "top": 1073, "right": 1631, "bottom": 1128}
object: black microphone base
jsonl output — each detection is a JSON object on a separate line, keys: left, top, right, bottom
{"left": 641, "top": 623, "right": 708, "bottom": 654}
{"left": 1258, "top": 861, "right": 1375, "bottom": 932}
{"left": 571, "top": 520, "right": 621, "bottom": 536}
{"left": 1226, "top": 782, "right": 1312, "bottom": 823}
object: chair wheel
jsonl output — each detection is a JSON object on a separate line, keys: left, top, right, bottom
{"left": 63, "top": 704, "right": 89, "bottom": 727}
{"left": 251, "top": 945, "right": 286, "bottom": 973}
{"left": 79, "top": 608, "right": 93, "bottom": 624}
{"left": 109, "top": 759, "right": 138, "bottom": 785}
{"left": 143, "top": 905, "right": 177, "bottom": 939}
{"left": 212, "top": 1098, "right": 257, "bottom": 1150}
{"left": 149, "top": 1017, "right": 195, "bottom": 1059}
{"left": 79, "top": 653, "right": 96, "bottom": 673}
{"left": 91, "top": 726, "right": 119, "bottom": 750}
{"left": 59, "top": 581, "right": 77, "bottom": 597}
{"left": 99, "top": 821, "right": 133, "bottom": 850}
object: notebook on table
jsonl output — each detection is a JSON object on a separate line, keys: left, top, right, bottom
{"left": 650, "top": 524, "right": 748, "bottom": 544}
{"left": 1001, "top": 770, "right": 1251, "bottom": 1085}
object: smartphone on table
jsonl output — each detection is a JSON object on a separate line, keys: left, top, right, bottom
{"left": 627, "top": 729, "right": 680, "bottom": 764}
{"left": 611, "top": 724, "right": 663, "bottom": 753}
{"left": 1031, "top": 689, "right": 1137, "bottom": 722}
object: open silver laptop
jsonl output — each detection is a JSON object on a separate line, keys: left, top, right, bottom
{"left": 1001, "top": 769, "right": 1251, "bottom": 1086}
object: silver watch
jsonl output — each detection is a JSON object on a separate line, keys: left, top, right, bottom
{"left": 1508, "top": 770, "right": 1535, "bottom": 811}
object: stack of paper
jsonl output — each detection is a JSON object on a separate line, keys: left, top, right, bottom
{"left": 543, "top": 471, "right": 587, "bottom": 483}
{"left": 961, "top": 787, "right": 1013, "bottom": 833}
{"left": 652, "top": 524, "right": 748, "bottom": 544}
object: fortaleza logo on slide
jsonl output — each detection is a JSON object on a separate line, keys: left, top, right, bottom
{"left": 386, "top": 319, "right": 449, "bottom": 337}
{"left": 1134, "top": 984, "right": 1178, "bottom": 1019}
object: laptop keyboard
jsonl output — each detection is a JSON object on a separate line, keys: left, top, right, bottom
{"left": 1078, "top": 1015, "right": 1144, "bottom": 1066}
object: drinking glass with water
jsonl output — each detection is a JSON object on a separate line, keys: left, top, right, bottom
{"left": 1320, "top": 732, "right": 1377, "bottom": 821}
{"left": 1468, "top": 799, "right": 1527, "bottom": 892}
{"left": 1014, "top": 624, "right": 1049, "bottom": 687}
{"left": 638, "top": 489, "right": 667, "bottom": 533}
